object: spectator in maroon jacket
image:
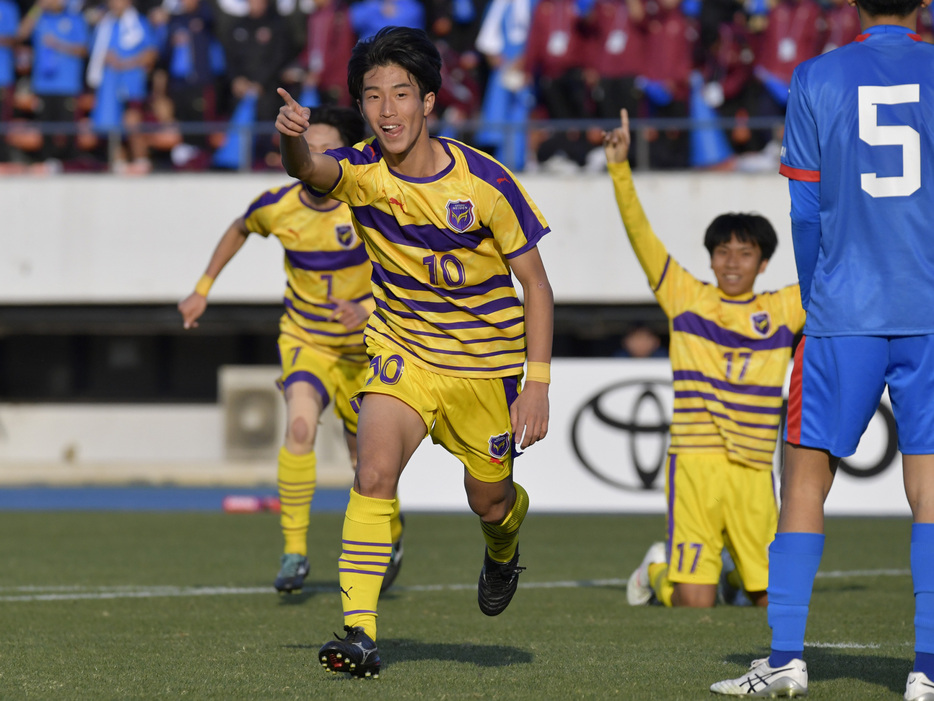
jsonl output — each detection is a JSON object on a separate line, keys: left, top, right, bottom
{"left": 751, "top": 0, "right": 826, "bottom": 113}
{"left": 821, "top": 0, "right": 860, "bottom": 54}
{"left": 582, "top": 0, "right": 645, "bottom": 122}
{"left": 638, "top": 0, "right": 695, "bottom": 169}
{"left": 433, "top": 36, "right": 484, "bottom": 138}
{"left": 285, "top": 0, "right": 356, "bottom": 107}
{"left": 698, "top": 9, "right": 763, "bottom": 154}
{"left": 523, "top": 0, "right": 590, "bottom": 168}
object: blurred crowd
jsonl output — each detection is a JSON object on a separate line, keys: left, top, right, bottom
{"left": 0, "top": 0, "right": 930, "bottom": 174}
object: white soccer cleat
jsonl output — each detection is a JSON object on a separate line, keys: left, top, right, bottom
{"left": 710, "top": 657, "right": 808, "bottom": 697}
{"left": 906, "top": 671, "right": 934, "bottom": 701}
{"left": 626, "top": 541, "right": 666, "bottom": 606}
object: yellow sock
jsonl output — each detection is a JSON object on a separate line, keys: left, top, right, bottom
{"left": 277, "top": 447, "right": 316, "bottom": 556}
{"left": 480, "top": 483, "right": 529, "bottom": 563}
{"left": 340, "top": 489, "right": 394, "bottom": 640}
{"left": 389, "top": 496, "right": 403, "bottom": 544}
{"left": 648, "top": 562, "right": 675, "bottom": 607}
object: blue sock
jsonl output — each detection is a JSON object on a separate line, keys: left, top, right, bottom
{"left": 768, "top": 532, "right": 825, "bottom": 667}
{"left": 915, "top": 652, "right": 934, "bottom": 678}
{"left": 912, "top": 524, "right": 934, "bottom": 676}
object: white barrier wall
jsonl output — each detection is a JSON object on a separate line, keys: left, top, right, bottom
{"left": 0, "top": 171, "right": 797, "bottom": 304}
{"left": 0, "top": 360, "right": 910, "bottom": 516}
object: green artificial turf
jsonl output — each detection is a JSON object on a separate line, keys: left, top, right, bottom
{"left": 0, "top": 512, "right": 915, "bottom": 699}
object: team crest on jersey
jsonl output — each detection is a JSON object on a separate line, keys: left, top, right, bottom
{"left": 446, "top": 199, "right": 476, "bottom": 233}
{"left": 335, "top": 224, "right": 355, "bottom": 249}
{"left": 488, "top": 432, "right": 511, "bottom": 464}
{"left": 750, "top": 311, "right": 771, "bottom": 337}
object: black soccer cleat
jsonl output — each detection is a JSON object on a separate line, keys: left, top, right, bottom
{"left": 381, "top": 514, "right": 405, "bottom": 592}
{"left": 319, "top": 625, "right": 381, "bottom": 678}
{"left": 273, "top": 553, "right": 309, "bottom": 593}
{"left": 477, "top": 547, "right": 526, "bottom": 616}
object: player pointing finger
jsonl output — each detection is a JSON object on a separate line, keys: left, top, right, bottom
{"left": 276, "top": 87, "right": 311, "bottom": 137}
{"left": 603, "top": 108, "right": 631, "bottom": 165}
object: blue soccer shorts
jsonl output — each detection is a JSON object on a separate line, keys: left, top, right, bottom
{"left": 786, "top": 334, "right": 934, "bottom": 456}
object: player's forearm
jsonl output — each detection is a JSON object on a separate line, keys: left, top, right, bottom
{"left": 608, "top": 161, "right": 670, "bottom": 287}
{"left": 280, "top": 136, "right": 341, "bottom": 193}
{"left": 280, "top": 132, "right": 313, "bottom": 177}
{"left": 202, "top": 219, "right": 249, "bottom": 281}
{"left": 523, "top": 278, "right": 554, "bottom": 367}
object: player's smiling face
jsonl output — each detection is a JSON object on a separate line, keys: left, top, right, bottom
{"left": 710, "top": 234, "right": 768, "bottom": 297}
{"left": 359, "top": 63, "right": 434, "bottom": 162}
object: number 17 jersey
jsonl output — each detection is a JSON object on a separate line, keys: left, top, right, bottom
{"left": 780, "top": 25, "right": 934, "bottom": 336}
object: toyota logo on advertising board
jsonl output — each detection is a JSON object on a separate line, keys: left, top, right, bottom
{"left": 570, "top": 379, "right": 899, "bottom": 492}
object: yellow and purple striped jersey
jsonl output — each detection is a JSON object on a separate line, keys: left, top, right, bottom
{"left": 243, "top": 181, "right": 374, "bottom": 361}
{"left": 316, "top": 136, "right": 550, "bottom": 378}
{"left": 610, "top": 162, "right": 806, "bottom": 470}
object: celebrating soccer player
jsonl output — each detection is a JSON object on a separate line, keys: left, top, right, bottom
{"left": 276, "top": 26, "right": 554, "bottom": 678}
{"left": 604, "top": 109, "right": 806, "bottom": 611}
{"left": 178, "top": 106, "right": 405, "bottom": 596}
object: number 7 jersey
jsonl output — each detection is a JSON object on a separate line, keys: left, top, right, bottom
{"left": 780, "top": 25, "right": 934, "bottom": 336}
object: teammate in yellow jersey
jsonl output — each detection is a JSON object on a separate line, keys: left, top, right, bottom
{"left": 178, "top": 105, "right": 406, "bottom": 596}
{"left": 277, "top": 26, "right": 554, "bottom": 678}
{"left": 604, "top": 109, "right": 806, "bottom": 609}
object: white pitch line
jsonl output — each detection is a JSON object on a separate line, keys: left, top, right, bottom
{"left": 0, "top": 568, "right": 911, "bottom": 603}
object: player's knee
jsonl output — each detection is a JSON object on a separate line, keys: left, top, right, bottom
{"left": 286, "top": 416, "right": 315, "bottom": 451}
{"left": 672, "top": 584, "right": 716, "bottom": 608}
{"left": 352, "top": 464, "right": 397, "bottom": 500}
{"left": 748, "top": 590, "right": 768, "bottom": 607}
{"left": 467, "top": 488, "right": 512, "bottom": 523}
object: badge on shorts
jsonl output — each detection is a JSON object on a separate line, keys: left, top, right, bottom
{"left": 488, "top": 432, "right": 511, "bottom": 464}
{"left": 446, "top": 199, "right": 475, "bottom": 233}
{"left": 750, "top": 311, "right": 771, "bottom": 337}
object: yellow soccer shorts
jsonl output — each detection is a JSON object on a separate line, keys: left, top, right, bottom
{"left": 276, "top": 327, "right": 368, "bottom": 435}
{"left": 352, "top": 340, "right": 520, "bottom": 483}
{"left": 664, "top": 451, "right": 777, "bottom": 591}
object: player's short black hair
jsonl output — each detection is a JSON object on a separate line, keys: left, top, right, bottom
{"left": 307, "top": 105, "right": 366, "bottom": 147}
{"left": 856, "top": 0, "right": 923, "bottom": 17}
{"left": 703, "top": 213, "right": 778, "bottom": 261}
{"left": 347, "top": 26, "right": 443, "bottom": 104}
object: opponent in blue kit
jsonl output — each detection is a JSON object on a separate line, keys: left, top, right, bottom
{"left": 711, "top": 0, "right": 934, "bottom": 697}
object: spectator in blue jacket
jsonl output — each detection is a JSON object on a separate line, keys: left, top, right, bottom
{"left": 19, "top": 0, "right": 89, "bottom": 166}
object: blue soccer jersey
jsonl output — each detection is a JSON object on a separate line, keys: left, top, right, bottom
{"left": 780, "top": 25, "right": 934, "bottom": 336}
{"left": 32, "top": 10, "right": 89, "bottom": 95}
{"left": 0, "top": 0, "right": 19, "bottom": 88}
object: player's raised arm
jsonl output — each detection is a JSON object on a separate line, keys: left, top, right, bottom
{"left": 604, "top": 107, "right": 671, "bottom": 291}
{"left": 276, "top": 88, "right": 341, "bottom": 191}
{"left": 603, "top": 108, "right": 631, "bottom": 165}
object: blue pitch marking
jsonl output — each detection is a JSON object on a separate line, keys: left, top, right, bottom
{"left": 0, "top": 487, "right": 350, "bottom": 512}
